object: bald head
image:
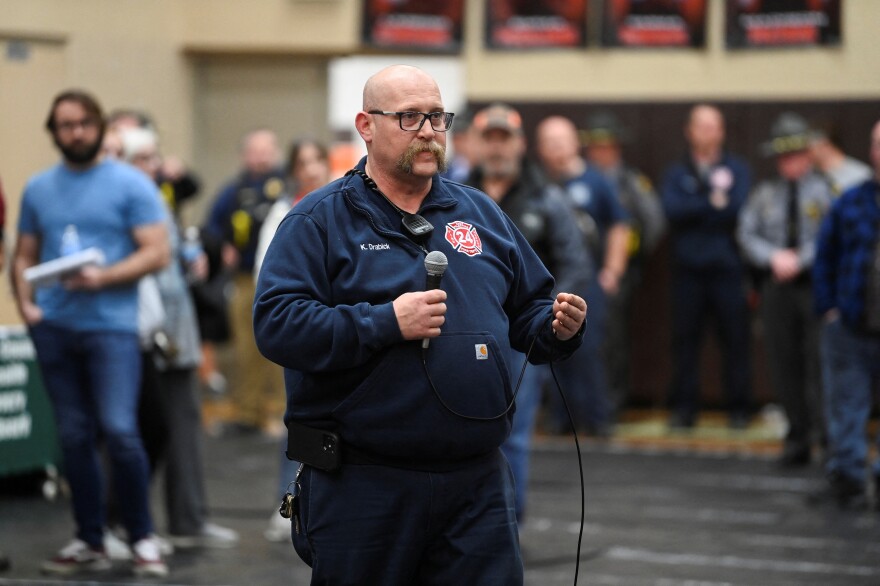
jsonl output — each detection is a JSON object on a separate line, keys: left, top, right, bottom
{"left": 241, "top": 129, "right": 280, "bottom": 176}
{"left": 536, "top": 116, "right": 579, "bottom": 144}
{"left": 686, "top": 104, "right": 725, "bottom": 160}
{"left": 688, "top": 104, "right": 723, "bottom": 127}
{"left": 355, "top": 65, "right": 448, "bottom": 186}
{"left": 363, "top": 65, "right": 441, "bottom": 112}
{"left": 536, "top": 116, "right": 581, "bottom": 180}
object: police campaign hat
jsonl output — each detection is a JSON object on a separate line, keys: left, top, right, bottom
{"left": 580, "top": 110, "right": 630, "bottom": 146}
{"left": 761, "top": 112, "right": 818, "bottom": 157}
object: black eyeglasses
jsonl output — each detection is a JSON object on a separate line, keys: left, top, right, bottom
{"left": 368, "top": 111, "right": 455, "bottom": 132}
{"left": 55, "top": 118, "right": 99, "bottom": 134}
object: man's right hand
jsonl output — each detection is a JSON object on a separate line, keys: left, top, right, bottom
{"left": 20, "top": 301, "right": 43, "bottom": 325}
{"left": 221, "top": 243, "right": 240, "bottom": 270}
{"left": 770, "top": 249, "right": 801, "bottom": 283}
{"left": 393, "top": 290, "right": 447, "bottom": 341}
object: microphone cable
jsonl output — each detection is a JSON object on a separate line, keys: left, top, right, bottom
{"left": 421, "top": 318, "right": 586, "bottom": 586}
{"left": 549, "top": 358, "right": 586, "bottom": 586}
{"left": 420, "top": 329, "right": 535, "bottom": 423}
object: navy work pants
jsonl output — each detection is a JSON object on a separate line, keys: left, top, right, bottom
{"left": 292, "top": 450, "right": 523, "bottom": 585}
{"left": 669, "top": 266, "right": 751, "bottom": 420}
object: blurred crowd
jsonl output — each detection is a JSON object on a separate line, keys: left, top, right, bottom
{"left": 446, "top": 102, "right": 879, "bottom": 522}
{"left": 3, "top": 89, "right": 879, "bottom": 576}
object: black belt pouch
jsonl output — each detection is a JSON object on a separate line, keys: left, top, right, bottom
{"left": 286, "top": 421, "right": 341, "bottom": 471}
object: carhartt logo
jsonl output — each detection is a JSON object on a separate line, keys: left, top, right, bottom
{"left": 475, "top": 344, "right": 488, "bottom": 360}
{"left": 445, "top": 221, "right": 482, "bottom": 257}
{"left": 360, "top": 242, "right": 391, "bottom": 251}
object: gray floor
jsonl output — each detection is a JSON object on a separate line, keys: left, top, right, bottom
{"left": 2, "top": 430, "right": 879, "bottom": 586}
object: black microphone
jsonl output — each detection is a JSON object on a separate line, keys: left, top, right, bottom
{"left": 422, "top": 250, "right": 448, "bottom": 349}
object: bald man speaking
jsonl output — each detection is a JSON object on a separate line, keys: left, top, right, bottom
{"left": 254, "top": 65, "right": 586, "bottom": 584}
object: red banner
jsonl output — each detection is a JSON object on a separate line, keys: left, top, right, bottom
{"left": 362, "top": 0, "right": 464, "bottom": 52}
{"left": 602, "top": 0, "right": 707, "bottom": 48}
{"left": 486, "top": 0, "right": 588, "bottom": 49}
{"left": 726, "top": 0, "right": 841, "bottom": 48}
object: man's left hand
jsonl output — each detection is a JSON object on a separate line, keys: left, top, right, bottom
{"left": 552, "top": 292, "right": 587, "bottom": 341}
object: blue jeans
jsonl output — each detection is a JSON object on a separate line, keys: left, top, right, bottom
{"left": 820, "top": 319, "right": 880, "bottom": 484}
{"left": 500, "top": 351, "right": 545, "bottom": 523}
{"left": 293, "top": 452, "right": 522, "bottom": 585}
{"left": 29, "top": 323, "right": 153, "bottom": 547}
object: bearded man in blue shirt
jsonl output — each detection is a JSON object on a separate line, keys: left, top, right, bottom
{"left": 11, "top": 90, "right": 170, "bottom": 578}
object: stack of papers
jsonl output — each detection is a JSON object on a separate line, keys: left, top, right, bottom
{"left": 23, "top": 248, "right": 106, "bottom": 287}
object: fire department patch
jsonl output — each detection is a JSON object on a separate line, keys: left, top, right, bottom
{"left": 445, "top": 221, "right": 483, "bottom": 257}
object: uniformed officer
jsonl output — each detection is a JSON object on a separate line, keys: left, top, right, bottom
{"left": 536, "top": 115, "right": 631, "bottom": 436}
{"left": 583, "top": 110, "right": 666, "bottom": 416}
{"left": 738, "top": 112, "right": 833, "bottom": 466}
{"left": 205, "top": 129, "right": 286, "bottom": 434}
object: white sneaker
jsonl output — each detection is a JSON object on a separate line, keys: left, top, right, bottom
{"left": 104, "top": 529, "right": 173, "bottom": 558}
{"left": 152, "top": 533, "right": 175, "bottom": 556}
{"left": 41, "top": 539, "right": 111, "bottom": 575}
{"left": 103, "top": 529, "right": 131, "bottom": 561}
{"left": 132, "top": 535, "right": 168, "bottom": 578}
{"left": 264, "top": 511, "right": 291, "bottom": 542}
{"left": 169, "top": 522, "right": 239, "bottom": 549}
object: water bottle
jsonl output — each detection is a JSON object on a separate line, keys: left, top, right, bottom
{"left": 60, "top": 225, "right": 81, "bottom": 256}
{"left": 180, "top": 226, "right": 203, "bottom": 282}
{"left": 180, "top": 226, "right": 203, "bottom": 262}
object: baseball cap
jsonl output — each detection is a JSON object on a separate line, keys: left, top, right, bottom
{"left": 472, "top": 103, "right": 523, "bottom": 135}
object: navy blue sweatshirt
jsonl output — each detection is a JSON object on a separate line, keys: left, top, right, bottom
{"left": 254, "top": 158, "right": 582, "bottom": 467}
{"left": 661, "top": 153, "right": 751, "bottom": 270}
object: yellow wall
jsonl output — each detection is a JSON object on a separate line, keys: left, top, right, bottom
{"left": 0, "top": 0, "right": 359, "bottom": 206}
{"left": 178, "top": 0, "right": 359, "bottom": 52}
